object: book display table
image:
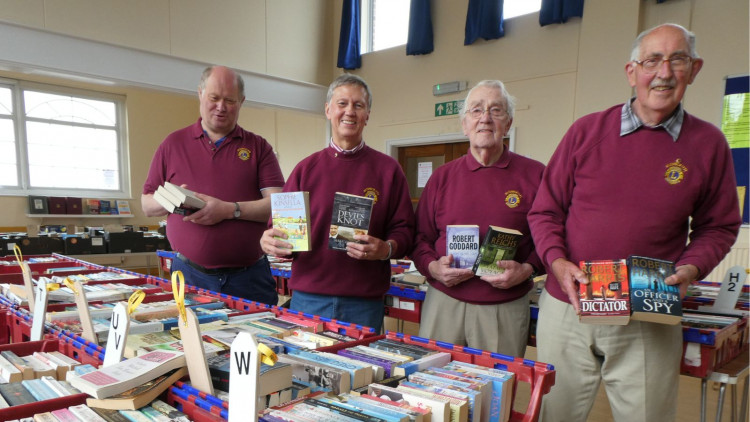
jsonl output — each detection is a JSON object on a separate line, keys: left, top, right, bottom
{"left": 700, "top": 348, "right": 749, "bottom": 422}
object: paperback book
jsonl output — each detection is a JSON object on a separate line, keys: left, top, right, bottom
{"left": 446, "top": 225, "right": 480, "bottom": 269}
{"left": 472, "top": 226, "right": 523, "bottom": 276}
{"left": 271, "top": 191, "right": 312, "bottom": 252}
{"left": 628, "top": 255, "right": 682, "bottom": 325}
{"left": 328, "top": 192, "right": 374, "bottom": 251}
{"left": 579, "top": 259, "right": 630, "bottom": 325}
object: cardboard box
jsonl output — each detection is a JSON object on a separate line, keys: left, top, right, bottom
{"left": 106, "top": 231, "right": 145, "bottom": 253}
{"left": 18, "top": 236, "right": 65, "bottom": 255}
{"left": 63, "top": 235, "right": 107, "bottom": 255}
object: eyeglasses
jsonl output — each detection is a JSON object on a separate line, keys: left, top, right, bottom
{"left": 632, "top": 55, "right": 692, "bottom": 73}
{"left": 467, "top": 106, "right": 507, "bottom": 119}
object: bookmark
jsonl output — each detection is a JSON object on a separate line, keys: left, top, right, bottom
{"left": 700, "top": 266, "right": 747, "bottom": 315}
{"left": 102, "top": 290, "right": 144, "bottom": 367}
{"left": 30, "top": 277, "right": 49, "bottom": 341}
{"left": 173, "top": 271, "right": 214, "bottom": 395}
{"left": 228, "top": 332, "right": 260, "bottom": 422}
{"left": 13, "top": 245, "right": 34, "bottom": 312}
{"left": 72, "top": 279, "right": 97, "bottom": 344}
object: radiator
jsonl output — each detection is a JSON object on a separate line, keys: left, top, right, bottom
{"left": 704, "top": 245, "right": 749, "bottom": 282}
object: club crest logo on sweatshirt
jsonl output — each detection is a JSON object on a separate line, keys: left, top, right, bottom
{"left": 505, "top": 190, "right": 522, "bottom": 208}
{"left": 363, "top": 187, "right": 380, "bottom": 204}
{"left": 237, "top": 148, "right": 252, "bottom": 161}
{"left": 664, "top": 159, "right": 687, "bottom": 185}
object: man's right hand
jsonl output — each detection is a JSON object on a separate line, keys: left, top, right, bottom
{"left": 260, "top": 228, "right": 293, "bottom": 257}
{"left": 551, "top": 258, "right": 588, "bottom": 314}
{"left": 428, "top": 256, "right": 475, "bottom": 288}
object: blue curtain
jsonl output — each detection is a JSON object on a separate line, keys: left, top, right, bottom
{"left": 337, "top": 0, "right": 361, "bottom": 70}
{"left": 464, "top": 0, "right": 505, "bottom": 45}
{"left": 407, "top": 0, "right": 434, "bottom": 55}
{"left": 539, "top": 0, "right": 584, "bottom": 27}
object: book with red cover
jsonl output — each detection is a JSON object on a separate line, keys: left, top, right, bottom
{"left": 47, "top": 197, "right": 67, "bottom": 214}
{"left": 578, "top": 259, "right": 630, "bottom": 325}
{"left": 65, "top": 197, "right": 83, "bottom": 215}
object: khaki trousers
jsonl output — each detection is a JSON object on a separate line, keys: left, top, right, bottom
{"left": 418, "top": 286, "right": 530, "bottom": 357}
{"left": 536, "top": 290, "right": 682, "bottom": 422}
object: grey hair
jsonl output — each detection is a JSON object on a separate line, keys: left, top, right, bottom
{"left": 630, "top": 23, "right": 699, "bottom": 60}
{"left": 326, "top": 73, "right": 373, "bottom": 109}
{"left": 459, "top": 80, "right": 516, "bottom": 120}
{"left": 199, "top": 66, "right": 245, "bottom": 99}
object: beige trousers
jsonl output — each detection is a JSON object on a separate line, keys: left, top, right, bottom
{"left": 536, "top": 290, "right": 683, "bottom": 422}
{"left": 418, "top": 286, "right": 530, "bottom": 357}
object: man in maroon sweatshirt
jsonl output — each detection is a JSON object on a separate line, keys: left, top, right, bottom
{"left": 528, "top": 24, "right": 741, "bottom": 422}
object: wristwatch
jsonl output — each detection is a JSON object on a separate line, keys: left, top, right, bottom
{"left": 233, "top": 202, "right": 241, "bottom": 219}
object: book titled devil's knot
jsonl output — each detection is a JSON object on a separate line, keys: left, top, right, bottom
{"left": 578, "top": 259, "right": 630, "bottom": 325}
{"left": 328, "top": 192, "right": 373, "bottom": 251}
{"left": 627, "top": 255, "right": 681, "bottom": 325}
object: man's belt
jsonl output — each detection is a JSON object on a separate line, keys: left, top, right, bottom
{"left": 176, "top": 254, "right": 249, "bottom": 275}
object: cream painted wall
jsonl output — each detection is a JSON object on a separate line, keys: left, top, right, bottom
{"left": 0, "top": 0, "right": 334, "bottom": 86}
{"left": 335, "top": 0, "right": 748, "bottom": 167}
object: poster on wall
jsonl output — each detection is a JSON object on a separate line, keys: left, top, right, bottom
{"left": 721, "top": 75, "right": 749, "bottom": 224}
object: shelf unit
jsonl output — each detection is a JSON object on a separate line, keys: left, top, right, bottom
{"left": 25, "top": 214, "right": 134, "bottom": 218}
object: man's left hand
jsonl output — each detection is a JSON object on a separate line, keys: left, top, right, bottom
{"left": 348, "top": 235, "right": 391, "bottom": 261}
{"left": 480, "top": 261, "right": 534, "bottom": 289}
{"left": 665, "top": 264, "right": 699, "bottom": 299}
{"left": 183, "top": 193, "right": 234, "bottom": 226}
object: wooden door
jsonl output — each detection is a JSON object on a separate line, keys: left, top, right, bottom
{"left": 397, "top": 141, "right": 470, "bottom": 209}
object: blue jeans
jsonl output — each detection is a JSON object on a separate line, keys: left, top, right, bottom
{"left": 290, "top": 291, "right": 384, "bottom": 333}
{"left": 171, "top": 254, "right": 278, "bottom": 306}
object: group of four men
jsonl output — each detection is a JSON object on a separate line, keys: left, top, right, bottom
{"left": 142, "top": 24, "right": 741, "bottom": 422}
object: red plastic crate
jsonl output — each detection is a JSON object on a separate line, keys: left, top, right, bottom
{"left": 168, "top": 388, "right": 226, "bottom": 422}
{"left": 0, "top": 340, "right": 89, "bottom": 421}
{"left": 680, "top": 316, "right": 748, "bottom": 378}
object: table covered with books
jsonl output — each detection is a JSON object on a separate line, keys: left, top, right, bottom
{"left": 0, "top": 252, "right": 556, "bottom": 422}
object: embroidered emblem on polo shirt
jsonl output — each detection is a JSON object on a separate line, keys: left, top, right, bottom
{"left": 664, "top": 159, "right": 687, "bottom": 185}
{"left": 363, "top": 187, "right": 380, "bottom": 204}
{"left": 505, "top": 190, "right": 522, "bottom": 208}
{"left": 237, "top": 148, "right": 252, "bottom": 161}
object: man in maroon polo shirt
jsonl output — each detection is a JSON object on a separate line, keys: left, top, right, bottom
{"left": 142, "top": 65, "right": 284, "bottom": 305}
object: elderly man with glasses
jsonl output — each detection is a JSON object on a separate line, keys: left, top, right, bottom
{"left": 411, "top": 80, "right": 545, "bottom": 357}
{"left": 528, "top": 23, "right": 741, "bottom": 422}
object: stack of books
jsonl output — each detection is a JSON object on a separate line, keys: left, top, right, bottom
{"left": 153, "top": 181, "right": 206, "bottom": 215}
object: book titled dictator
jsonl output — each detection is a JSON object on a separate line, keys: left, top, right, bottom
{"left": 328, "top": 192, "right": 373, "bottom": 251}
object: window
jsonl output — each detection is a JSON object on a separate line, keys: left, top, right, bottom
{"left": 0, "top": 79, "right": 129, "bottom": 198}
{"left": 361, "top": 0, "right": 542, "bottom": 54}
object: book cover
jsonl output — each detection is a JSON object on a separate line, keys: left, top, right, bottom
{"left": 99, "top": 200, "right": 112, "bottom": 215}
{"left": 163, "top": 181, "right": 206, "bottom": 210}
{"left": 68, "top": 350, "right": 186, "bottom": 399}
{"left": 116, "top": 200, "right": 132, "bottom": 216}
{"left": 86, "top": 199, "right": 101, "bottom": 214}
{"left": 446, "top": 225, "right": 480, "bottom": 269}
{"left": 328, "top": 192, "right": 374, "bottom": 251}
{"left": 28, "top": 195, "right": 49, "bottom": 214}
{"left": 368, "top": 383, "right": 450, "bottom": 422}
{"left": 271, "top": 191, "right": 312, "bottom": 252}
{"left": 0, "top": 381, "right": 36, "bottom": 406}
{"left": 0, "top": 351, "right": 34, "bottom": 380}
{"left": 69, "top": 404, "right": 111, "bottom": 422}
{"left": 85, "top": 367, "right": 188, "bottom": 411}
{"left": 0, "top": 353, "right": 24, "bottom": 382}
{"left": 277, "top": 353, "right": 350, "bottom": 395}
{"left": 628, "top": 255, "right": 682, "bottom": 325}
{"left": 350, "top": 394, "right": 429, "bottom": 421}
{"left": 288, "top": 349, "right": 369, "bottom": 389}
{"left": 578, "top": 259, "right": 630, "bottom": 325}
{"left": 337, "top": 348, "right": 400, "bottom": 378}
{"left": 472, "top": 226, "right": 523, "bottom": 276}
{"left": 47, "top": 197, "right": 67, "bottom": 214}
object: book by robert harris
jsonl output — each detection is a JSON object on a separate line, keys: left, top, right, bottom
{"left": 271, "top": 191, "right": 311, "bottom": 252}
{"left": 627, "top": 255, "right": 681, "bottom": 325}
{"left": 472, "top": 225, "right": 522, "bottom": 276}
{"left": 578, "top": 259, "right": 630, "bottom": 325}
{"left": 328, "top": 192, "right": 373, "bottom": 251}
{"left": 446, "top": 225, "right": 480, "bottom": 270}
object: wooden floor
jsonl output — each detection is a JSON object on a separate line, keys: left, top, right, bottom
{"left": 385, "top": 317, "right": 747, "bottom": 422}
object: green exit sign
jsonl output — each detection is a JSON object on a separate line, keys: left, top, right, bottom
{"left": 435, "top": 100, "right": 464, "bottom": 117}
